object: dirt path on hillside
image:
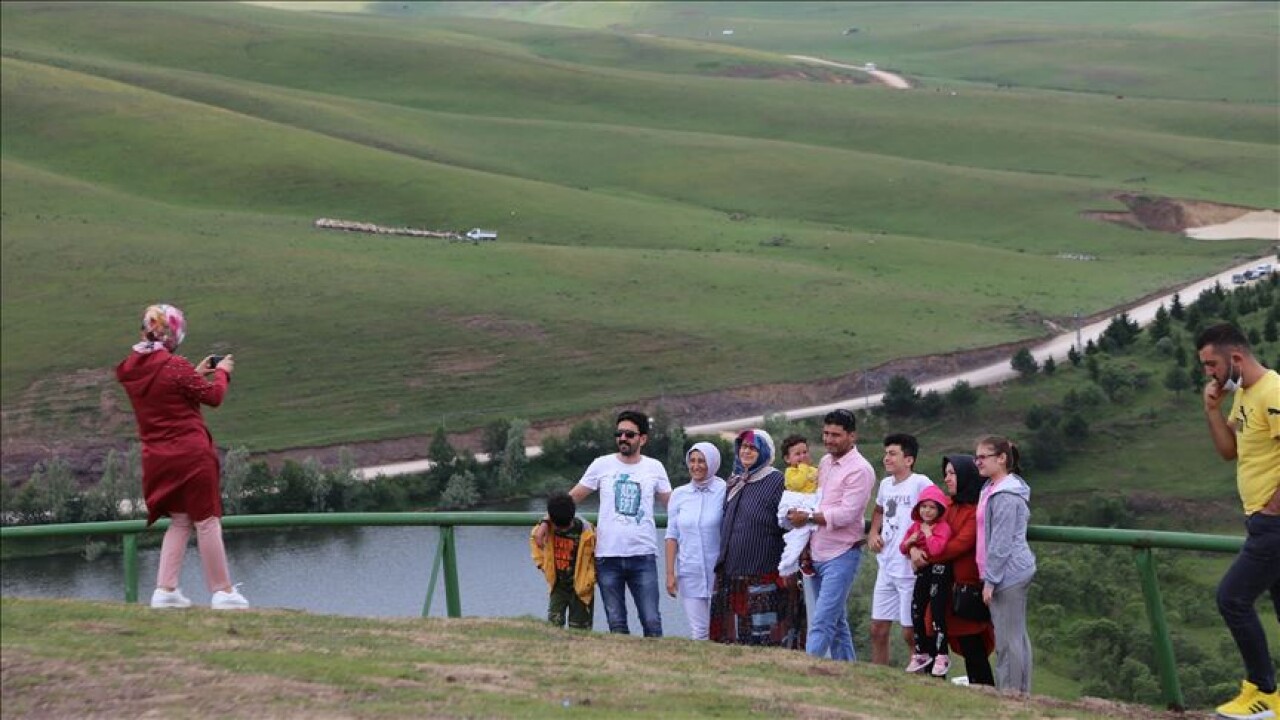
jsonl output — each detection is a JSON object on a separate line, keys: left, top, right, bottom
{"left": 1185, "top": 210, "right": 1279, "bottom": 240}
{"left": 787, "top": 55, "right": 911, "bottom": 89}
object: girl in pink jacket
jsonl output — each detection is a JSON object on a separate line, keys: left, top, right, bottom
{"left": 899, "top": 484, "right": 953, "bottom": 676}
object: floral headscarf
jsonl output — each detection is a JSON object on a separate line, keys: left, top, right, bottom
{"left": 134, "top": 303, "right": 186, "bottom": 353}
{"left": 726, "top": 428, "right": 776, "bottom": 503}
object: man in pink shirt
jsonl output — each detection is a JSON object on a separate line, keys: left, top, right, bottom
{"left": 786, "top": 409, "right": 876, "bottom": 660}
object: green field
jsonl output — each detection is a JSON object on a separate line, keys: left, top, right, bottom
{"left": 1, "top": 1, "right": 1276, "bottom": 455}
{"left": 404, "top": 1, "right": 1280, "bottom": 103}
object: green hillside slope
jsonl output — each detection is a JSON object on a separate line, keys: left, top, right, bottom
{"left": 1, "top": 1, "right": 1274, "bottom": 455}
{"left": 1, "top": 597, "right": 1162, "bottom": 718}
{"left": 402, "top": 1, "right": 1279, "bottom": 103}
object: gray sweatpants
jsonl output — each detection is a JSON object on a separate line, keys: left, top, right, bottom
{"left": 990, "top": 578, "right": 1033, "bottom": 694}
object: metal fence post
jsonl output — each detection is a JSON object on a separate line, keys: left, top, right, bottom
{"left": 1134, "top": 547, "right": 1184, "bottom": 711}
{"left": 440, "top": 525, "right": 461, "bottom": 618}
{"left": 422, "top": 534, "right": 445, "bottom": 618}
{"left": 123, "top": 534, "right": 138, "bottom": 604}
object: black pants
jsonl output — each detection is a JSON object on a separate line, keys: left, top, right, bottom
{"left": 1218, "top": 512, "right": 1280, "bottom": 693}
{"left": 911, "top": 563, "right": 951, "bottom": 656}
{"left": 958, "top": 634, "right": 995, "bottom": 686}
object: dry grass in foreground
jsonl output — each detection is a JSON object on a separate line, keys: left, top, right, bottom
{"left": 1, "top": 598, "right": 1186, "bottom": 719}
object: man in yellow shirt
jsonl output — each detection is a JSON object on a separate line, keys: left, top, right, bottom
{"left": 1197, "top": 322, "right": 1280, "bottom": 720}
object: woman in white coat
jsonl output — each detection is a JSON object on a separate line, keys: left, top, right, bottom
{"left": 664, "top": 442, "right": 726, "bottom": 640}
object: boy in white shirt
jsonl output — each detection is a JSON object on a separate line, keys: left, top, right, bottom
{"left": 867, "top": 433, "right": 934, "bottom": 666}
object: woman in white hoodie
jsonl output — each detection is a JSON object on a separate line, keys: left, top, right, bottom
{"left": 974, "top": 435, "right": 1036, "bottom": 695}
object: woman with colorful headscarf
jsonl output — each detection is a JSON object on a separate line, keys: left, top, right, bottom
{"left": 116, "top": 304, "right": 249, "bottom": 611}
{"left": 664, "top": 441, "right": 726, "bottom": 640}
{"left": 708, "top": 429, "right": 806, "bottom": 648}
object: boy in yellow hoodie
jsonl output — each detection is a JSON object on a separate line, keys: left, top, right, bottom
{"left": 530, "top": 492, "right": 597, "bottom": 629}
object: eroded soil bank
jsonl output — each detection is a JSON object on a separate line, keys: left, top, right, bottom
{"left": 1084, "top": 193, "right": 1273, "bottom": 236}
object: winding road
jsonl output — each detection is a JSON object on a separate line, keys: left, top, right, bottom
{"left": 357, "top": 258, "right": 1271, "bottom": 479}
{"left": 787, "top": 54, "right": 911, "bottom": 89}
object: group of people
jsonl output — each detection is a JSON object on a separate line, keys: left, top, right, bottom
{"left": 529, "top": 408, "right": 1039, "bottom": 695}
{"left": 116, "top": 302, "right": 1276, "bottom": 716}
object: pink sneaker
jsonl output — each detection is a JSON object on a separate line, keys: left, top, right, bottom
{"left": 931, "top": 655, "right": 951, "bottom": 677}
{"left": 905, "top": 654, "right": 932, "bottom": 673}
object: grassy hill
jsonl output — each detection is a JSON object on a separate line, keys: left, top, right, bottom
{"left": 1, "top": 1, "right": 1275, "bottom": 457}
{"left": 399, "top": 1, "right": 1280, "bottom": 103}
{"left": 0, "top": 597, "right": 1172, "bottom": 718}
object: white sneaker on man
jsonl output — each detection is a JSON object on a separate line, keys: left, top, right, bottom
{"left": 211, "top": 584, "right": 250, "bottom": 611}
{"left": 150, "top": 587, "right": 193, "bottom": 609}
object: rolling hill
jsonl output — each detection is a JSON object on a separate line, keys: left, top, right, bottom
{"left": 1, "top": 1, "right": 1275, "bottom": 465}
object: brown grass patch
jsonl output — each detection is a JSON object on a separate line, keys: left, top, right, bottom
{"left": 1, "top": 648, "right": 351, "bottom": 719}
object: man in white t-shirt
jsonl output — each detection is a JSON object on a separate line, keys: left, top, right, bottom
{"left": 540, "top": 410, "right": 672, "bottom": 636}
{"left": 867, "top": 433, "right": 934, "bottom": 665}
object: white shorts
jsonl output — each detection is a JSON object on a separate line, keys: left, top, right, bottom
{"left": 871, "top": 573, "right": 915, "bottom": 625}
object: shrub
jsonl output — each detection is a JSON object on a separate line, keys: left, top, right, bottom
{"left": 1024, "top": 404, "right": 1056, "bottom": 431}
{"left": 1011, "top": 348, "right": 1039, "bottom": 378}
{"left": 881, "top": 375, "right": 919, "bottom": 417}
{"left": 439, "top": 471, "right": 480, "bottom": 510}
{"left": 428, "top": 426, "right": 456, "bottom": 468}
{"left": 917, "top": 390, "right": 945, "bottom": 419}
{"left": 494, "top": 418, "right": 529, "bottom": 498}
{"left": 948, "top": 380, "right": 979, "bottom": 416}
{"left": 1062, "top": 413, "right": 1090, "bottom": 442}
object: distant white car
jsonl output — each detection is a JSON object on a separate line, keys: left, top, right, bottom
{"left": 864, "top": 62, "right": 877, "bottom": 70}
{"left": 465, "top": 228, "right": 497, "bottom": 241}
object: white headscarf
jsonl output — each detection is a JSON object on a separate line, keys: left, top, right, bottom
{"left": 685, "top": 441, "right": 722, "bottom": 488}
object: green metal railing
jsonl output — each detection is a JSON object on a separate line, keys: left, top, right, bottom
{"left": 1, "top": 514, "right": 1243, "bottom": 712}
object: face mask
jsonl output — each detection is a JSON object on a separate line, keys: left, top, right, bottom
{"left": 1222, "top": 360, "right": 1241, "bottom": 392}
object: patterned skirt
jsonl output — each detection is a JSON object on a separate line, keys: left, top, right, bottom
{"left": 708, "top": 571, "right": 806, "bottom": 650}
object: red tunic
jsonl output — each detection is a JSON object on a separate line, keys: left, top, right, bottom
{"left": 924, "top": 502, "right": 996, "bottom": 655}
{"left": 116, "top": 350, "right": 228, "bottom": 526}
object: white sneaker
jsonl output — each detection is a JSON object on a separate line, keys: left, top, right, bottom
{"left": 211, "top": 584, "right": 250, "bottom": 611}
{"left": 904, "top": 653, "right": 933, "bottom": 673}
{"left": 150, "top": 587, "right": 192, "bottom": 609}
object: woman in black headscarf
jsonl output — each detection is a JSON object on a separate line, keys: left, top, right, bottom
{"left": 908, "top": 454, "right": 995, "bottom": 685}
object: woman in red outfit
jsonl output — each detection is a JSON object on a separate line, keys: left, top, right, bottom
{"left": 116, "top": 304, "right": 248, "bottom": 610}
{"left": 909, "top": 454, "right": 995, "bottom": 685}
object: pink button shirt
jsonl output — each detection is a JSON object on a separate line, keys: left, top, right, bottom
{"left": 809, "top": 446, "right": 876, "bottom": 562}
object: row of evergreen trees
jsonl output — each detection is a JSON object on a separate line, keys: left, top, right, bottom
{"left": 0, "top": 408, "right": 695, "bottom": 524}
{"left": 6, "top": 276, "right": 1274, "bottom": 526}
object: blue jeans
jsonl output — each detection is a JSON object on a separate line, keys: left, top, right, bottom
{"left": 1218, "top": 512, "right": 1280, "bottom": 693}
{"left": 807, "top": 545, "right": 863, "bottom": 661}
{"left": 596, "top": 555, "right": 662, "bottom": 637}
